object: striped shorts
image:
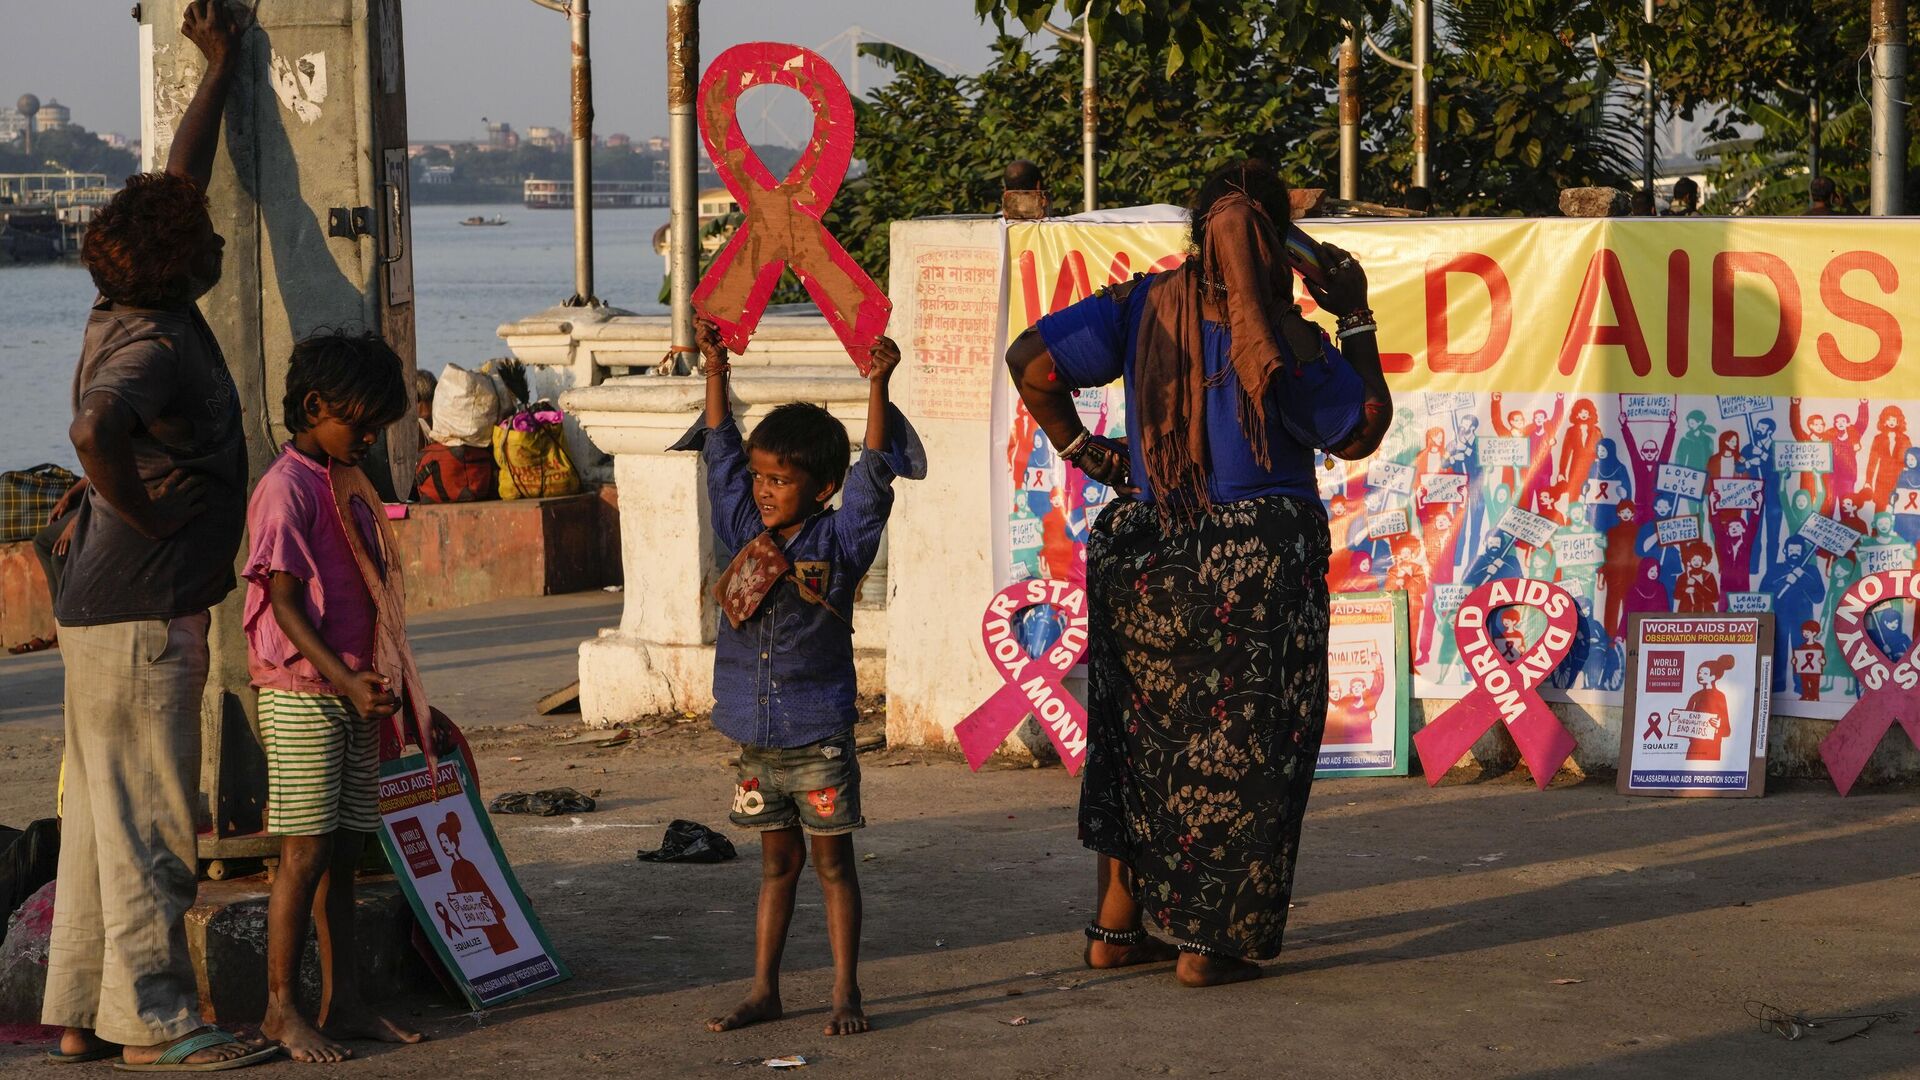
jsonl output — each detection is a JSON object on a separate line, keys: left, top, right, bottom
{"left": 259, "top": 688, "right": 381, "bottom": 835}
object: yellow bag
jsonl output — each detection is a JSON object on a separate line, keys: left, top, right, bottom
{"left": 493, "top": 411, "right": 582, "bottom": 500}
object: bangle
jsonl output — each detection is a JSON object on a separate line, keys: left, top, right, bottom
{"left": 1057, "top": 430, "right": 1092, "bottom": 461}
{"left": 1336, "top": 323, "right": 1377, "bottom": 341}
{"left": 1335, "top": 307, "right": 1376, "bottom": 331}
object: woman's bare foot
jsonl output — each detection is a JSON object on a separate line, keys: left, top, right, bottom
{"left": 1084, "top": 934, "right": 1179, "bottom": 969}
{"left": 57, "top": 1028, "right": 116, "bottom": 1059}
{"left": 324, "top": 1005, "right": 425, "bottom": 1045}
{"left": 262, "top": 1008, "right": 352, "bottom": 1063}
{"left": 706, "top": 991, "right": 782, "bottom": 1033}
{"left": 824, "top": 987, "right": 869, "bottom": 1036}
{"left": 121, "top": 1027, "right": 260, "bottom": 1067}
{"left": 1175, "top": 952, "right": 1263, "bottom": 988}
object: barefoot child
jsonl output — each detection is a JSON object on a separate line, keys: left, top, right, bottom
{"left": 244, "top": 334, "right": 430, "bottom": 1062}
{"left": 687, "top": 318, "right": 923, "bottom": 1036}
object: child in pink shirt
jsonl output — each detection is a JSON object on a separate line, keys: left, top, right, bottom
{"left": 243, "top": 334, "right": 424, "bottom": 1062}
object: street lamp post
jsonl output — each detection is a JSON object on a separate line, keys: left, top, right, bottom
{"left": 667, "top": 0, "right": 700, "bottom": 372}
{"left": 1043, "top": 20, "right": 1097, "bottom": 213}
{"left": 529, "top": 0, "right": 599, "bottom": 307}
{"left": 1870, "top": 0, "right": 1908, "bottom": 215}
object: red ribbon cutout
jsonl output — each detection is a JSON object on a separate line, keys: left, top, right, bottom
{"left": 1413, "top": 578, "right": 1580, "bottom": 789}
{"left": 693, "top": 42, "right": 892, "bottom": 374}
{"left": 953, "top": 581, "right": 1092, "bottom": 775}
{"left": 1818, "top": 569, "right": 1920, "bottom": 796}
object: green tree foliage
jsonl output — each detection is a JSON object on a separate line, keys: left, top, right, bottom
{"left": 1350, "top": 0, "right": 1639, "bottom": 214}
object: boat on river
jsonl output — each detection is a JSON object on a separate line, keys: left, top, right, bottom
{"left": 461, "top": 214, "right": 510, "bottom": 226}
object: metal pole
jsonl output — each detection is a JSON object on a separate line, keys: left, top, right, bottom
{"left": 1339, "top": 31, "right": 1360, "bottom": 201}
{"left": 1870, "top": 0, "right": 1908, "bottom": 215}
{"left": 569, "top": 0, "right": 597, "bottom": 306}
{"left": 1810, "top": 94, "right": 1822, "bottom": 182}
{"left": 1411, "top": 0, "right": 1430, "bottom": 190}
{"left": 668, "top": 0, "right": 700, "bottom": 370}
{"left": 1642, "top": 0, "right": 1656, "bottom": 193}
{"left": 1082, "top": 25, "right": 1097, "bottom": 213}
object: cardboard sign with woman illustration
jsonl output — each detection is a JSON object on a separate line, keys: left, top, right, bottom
{"left": 377, "top": 750, "right": 571, "bottom": 1007}
{"left": 1617, "top": 614, "right": 1775, "bottom": 797}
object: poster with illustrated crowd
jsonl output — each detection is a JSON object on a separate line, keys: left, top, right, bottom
{"left": 991, "top": 213, "right": 1918, "bottom": 722}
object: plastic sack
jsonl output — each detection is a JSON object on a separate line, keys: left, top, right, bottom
{"left": 493, "top": 405, "right": 581, "bottom": 500}
{"left": 415, "top": 442, "right": 497, "bottom": 503}
{"left": 636, "top": 819, "right": 738, "bottom": 864}
{"left": 429, "top": 363, "right": 508, "bottom": 448}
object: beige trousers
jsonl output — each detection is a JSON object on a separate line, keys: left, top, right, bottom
{"left": 42, "top": 613, "right": 209, "bottom": 1046}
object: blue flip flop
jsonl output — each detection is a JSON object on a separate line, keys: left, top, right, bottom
{"left": 111, "top": 1029, "right": 280, "bottom": 1072}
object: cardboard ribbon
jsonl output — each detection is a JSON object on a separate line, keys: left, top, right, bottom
{"left": 1413, "top": 578, "right": 1579, "bottom": 789}
{"left": 954, "top": 580, "right": 1091, "bottom": 775}
{"left": 1818, "top": 570, "right": 1920, "bottom": 796}
{"left": 693, "top": 42, "right": 891, "bottom": 373}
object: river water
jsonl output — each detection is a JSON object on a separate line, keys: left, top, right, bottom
{"left": 0, "top": 203, "right": 668, "bottom": 469}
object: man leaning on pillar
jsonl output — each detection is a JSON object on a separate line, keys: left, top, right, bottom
{"left": 42, "top": 1, "right": 277, "bottom": 1071}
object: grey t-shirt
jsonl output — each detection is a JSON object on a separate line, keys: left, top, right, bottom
{"left": 55, "top": 300, "right": 248, "bottom": 626}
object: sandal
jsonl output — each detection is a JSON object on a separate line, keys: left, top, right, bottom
{"left": 47, "top": 1044, "right": 121, "bottom": 1064}
{"left": 8, "top": 636, "right": 55, "bottom": 655}
{"left": 112, "top": 1029, "right": 279, "bottom": 1072}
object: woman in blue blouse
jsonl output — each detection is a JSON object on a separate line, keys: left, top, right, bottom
{"left": 1007, "top": 160, "right": 1390, "bottom": 986}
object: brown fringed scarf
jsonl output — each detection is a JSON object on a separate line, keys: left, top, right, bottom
{"left": 1135, "top": 190, "right": 1298, "bottom": 517}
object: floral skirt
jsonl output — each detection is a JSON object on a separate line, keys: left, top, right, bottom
{"left": 1079, "top": 495, "right": 1331, "bottom": 961}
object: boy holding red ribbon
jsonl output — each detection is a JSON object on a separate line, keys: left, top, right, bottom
{"left": 680, "top": 317, "right": 925, "bottom": 1036}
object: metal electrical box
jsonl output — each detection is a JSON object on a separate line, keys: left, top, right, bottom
{"left": 139, "top": 0, "right": 416, "bottom": 869}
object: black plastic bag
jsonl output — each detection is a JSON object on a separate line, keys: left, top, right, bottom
{"left": 488, "top": 788, "right": 597, "bottom": 816}
{"left": 0, "top": 818, "right": 60, "bottom": 920}
{"left": 636, "top": 819, "right": 737, "bottom": 863}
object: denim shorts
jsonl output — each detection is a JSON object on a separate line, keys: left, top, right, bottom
{"left": 730, "top": 731, "right": 864, "bottom": 836}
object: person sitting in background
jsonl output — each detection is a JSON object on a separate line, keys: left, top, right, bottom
{"left": 413, "top": 368, "right": 437, "bottom": 449}
{"left": 1806, "top": 176, "right": 1843, "bottom": 216}
{"left": 1664, "top": 177, "right": 1700, "bottom": 216}
{"left": 1002, "top": 159, "right": 1048, "bottom": 220}
{"left": 1629, "top": 189, "right": 1655, "bottom": 216}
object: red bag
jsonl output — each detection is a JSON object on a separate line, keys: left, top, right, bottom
{"left": 414, "top": 442, "right": 497, "bottom": 503}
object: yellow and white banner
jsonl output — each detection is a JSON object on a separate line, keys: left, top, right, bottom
{"left": 993, "top": 214, "right": 1920, "bottom": 720}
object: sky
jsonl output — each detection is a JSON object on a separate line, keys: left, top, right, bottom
{"left": 2, "top": 1, "right": 1021, "bottom": 146}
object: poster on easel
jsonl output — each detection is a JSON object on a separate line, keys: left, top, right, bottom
{"left": 1617, "top": 614, "right": 1774, "bottom": 798}
{"left": 1317, "top": 591, "right": 1412, "bottom": 778}
{"left": 377, "top": 749, "right": 571, "bottom": 1007}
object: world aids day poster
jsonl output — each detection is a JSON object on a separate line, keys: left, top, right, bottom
{"left": 1617, "top": 615, "right": 1774, "bottom": 797}
{"left": 378, "top": 750, "right": 570, "bottom": 1007}
{"left": 1318, "top": 592, "right": 1411, "bottom": 777}
{"left": 992, "top": 216, "right": 1918, "bottom": 724}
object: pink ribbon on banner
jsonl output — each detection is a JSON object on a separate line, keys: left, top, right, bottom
{"left": 954, "top": 580, "right": 1091, "bottom": 775}
{"left": 692, "top": 42, "right": 891, "bottom": 374}
{"left": 1818, "top": 570, "right": 1920, "bottom": 796}
{"left": 1413, "top": 578, "right": 1579, "bottom": 789}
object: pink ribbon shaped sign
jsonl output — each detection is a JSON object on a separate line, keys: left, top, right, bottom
{"left": 1413, "top": 578, "right": 1579, "bottom": 789}
{"left": 693, "top": 42, "right": 892, "bottom": 374}
{"left": 1819, "top": 569, "right": 1920, "bottom": 796}
{"left": 954, "top": 580, "right": 1091, "bottom": 775}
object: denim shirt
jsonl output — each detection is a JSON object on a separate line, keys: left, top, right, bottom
{"left": 680, "top": 408, "right": 925, "bottom": 748}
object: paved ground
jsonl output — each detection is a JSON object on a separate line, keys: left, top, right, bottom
{"left": 3, "top": 594, "right": 1918, "bottom": 1079}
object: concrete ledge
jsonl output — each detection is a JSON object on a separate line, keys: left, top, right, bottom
{"left": 0, "top": 540, "right": 55, "bottom": 652}
{"left": 365, "top": 489, "right": 621, "bottom": 613}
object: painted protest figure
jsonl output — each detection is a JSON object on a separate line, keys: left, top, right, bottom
{"left": 1863, "top": 406, "right": 1910, "bottom": 513}
{"left": 1586, "top": 438, "right": 1632, "bottom": 533}
{"left": 1896, "top": 448, "right": 1920, "bottom": 544}
{"left": 1761, "top": 537, "right": 1825, "bottom": 693}
{"left": 1741, "top": 416, "right": 1785, "bottom": 564}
